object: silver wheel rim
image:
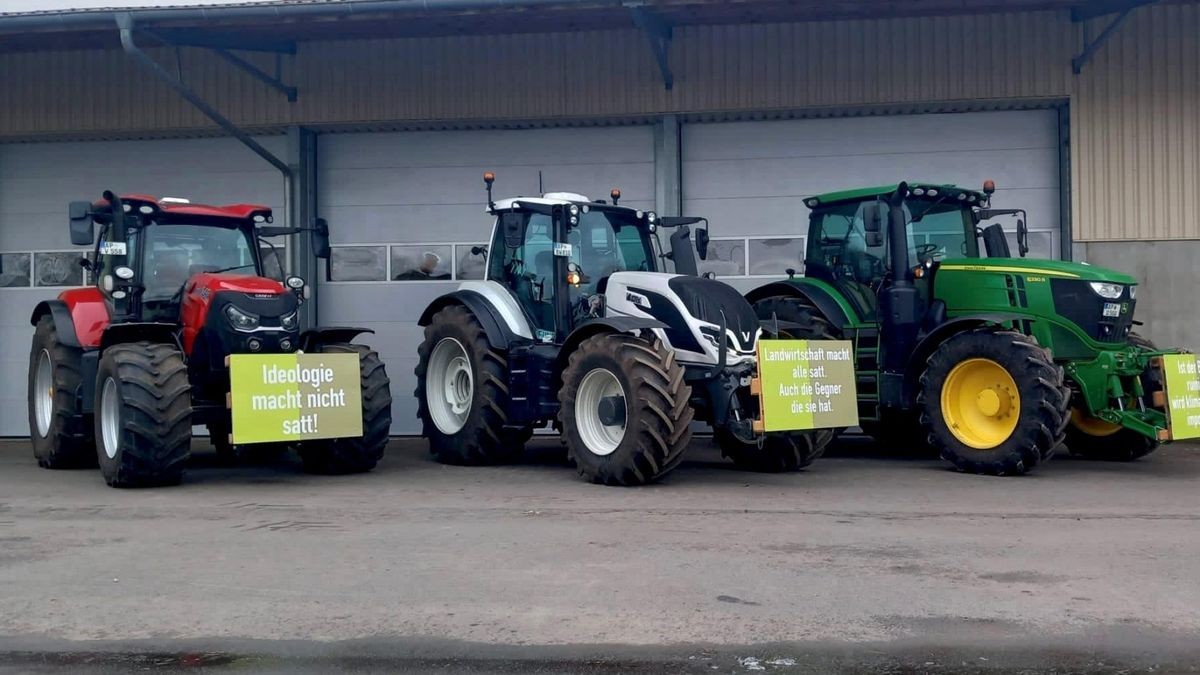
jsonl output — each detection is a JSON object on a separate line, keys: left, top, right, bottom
{"left": 100, "top": 377, "right": 121, "bottom": 459}
{"left": 575, "top": 368, "right": 626, "bottom": 457}
{"left": 34, "top": 350, "right": 54, "bottom": 438}
{"left": 427, "top": 338, "right": 473, "bottom": 435}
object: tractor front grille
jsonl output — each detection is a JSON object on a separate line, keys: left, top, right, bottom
{"left": 1049, "top": 279, "right": 1135, "bottom": 344}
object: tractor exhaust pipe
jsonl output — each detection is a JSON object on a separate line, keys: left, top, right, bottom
{"left": 888, "top": 182, "right": 912, "bottom": 284}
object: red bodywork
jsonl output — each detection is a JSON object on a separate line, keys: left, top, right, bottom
{"left": 54, "top": 194, "right": 280, "bottom": 352}
{"left": 59, "top": 287, "right": 110, "bottom": 349}
{"left": 179, "top": 273, "right": 286, "bottom": 354}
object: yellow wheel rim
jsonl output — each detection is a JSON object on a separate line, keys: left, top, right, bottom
{"left": 1069, "top": 407, "right": 1122, "bottom": 437}
{"left": 940, "top": 358, "right": 1021, "bottom": 449}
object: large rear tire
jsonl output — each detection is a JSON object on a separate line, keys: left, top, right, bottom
{"left": 558, "top": 334, "right": 693, "bottom": 486}
{"left": 297, "top": 343, "right": 392, "bottom": 474}
{"left": 715, "top": 427, "right": 832, "bottom": 472}
{"left": 919, "top": 330, "right": 1069, "bottom": 476}
{"left": 29, "top": 315, "right": 95, "bottom": 468}
{"left": 416, "top": 305, "right": 530, "bottom": 465}
{"left": 94, "top": 343, "right": 192, "bottom": 488}
{"left": 1065, "top": 333, "right": 1161, "bottom": 462}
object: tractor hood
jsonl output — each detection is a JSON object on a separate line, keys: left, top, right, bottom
{"left": 186, "top": 272, "right": 286, "bottom": 295}
{"left": 937, "top": 257, "right": 1138, "bottom": 285}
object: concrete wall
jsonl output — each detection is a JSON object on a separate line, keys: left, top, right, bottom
{"left": 1075, "top": 241, "right": 1199, "bottom": 351}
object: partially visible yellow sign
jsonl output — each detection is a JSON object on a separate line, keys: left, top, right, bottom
{"left": 756, "top": 339, "right": 859, "bottom": 432}
{"left": 1162, "top": 353, "right": 1200, "bottom": 441}
{"left": 230, "top": 353, "right": 362, "bottom": 444}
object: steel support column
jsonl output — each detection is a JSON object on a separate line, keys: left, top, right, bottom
{"left": 654, "top": 114, "right": 681, "bottom": 217}
{"left": 287, "top": 127, "right": 320, "bottom": 330}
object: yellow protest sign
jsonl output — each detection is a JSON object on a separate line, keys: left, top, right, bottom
{"left": 756, "top": 339, "right": 859, "bottom": 432}
{"left": 1162, "top": 353, "right": 1200, "bottom": 441}
{"left": 229, "top": 353, "right": 362, "bottom": 444}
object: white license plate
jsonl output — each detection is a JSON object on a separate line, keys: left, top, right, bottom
{"left": 1103, "top": 302, "right": 1121, "bottom": 317}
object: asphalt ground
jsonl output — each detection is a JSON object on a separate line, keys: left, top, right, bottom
{"left": 1, "top": 436, "right": 1198, "bottom": 673}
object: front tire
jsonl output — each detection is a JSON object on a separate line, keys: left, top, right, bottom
{"left": 715, "top": 427, "right": 832, "bottom": 472}
{"left": 558, "top": 334, "right": 693, "bottom": 486}
{"left": 919, "top": 330, "right": 1069, "bottom": 476}
{"left": 297, "top": 343, "right": 392, "bottom": 474}
{"left": 94, "top": 343, "right": 192, "bottom": 488}
{"left": 1065, "top": 333, "right": 1161, "bottom": 461}
{"left": 29, "top": 315, "right": 95, "bottom": 468}
{"left": 416, "top": 305, "right": 529, "bottom": 465}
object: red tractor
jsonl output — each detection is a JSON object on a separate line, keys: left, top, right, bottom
{"left": 28, "top": 191, "right": 392, "bottom": 487}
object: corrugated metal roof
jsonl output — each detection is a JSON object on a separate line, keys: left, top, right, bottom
{"left": 0, "top": 0, "right": 337, "bottom": 17}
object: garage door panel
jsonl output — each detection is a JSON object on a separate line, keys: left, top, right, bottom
{"left": 319, "top": 125, "right": 655, "bottom": 435}
{"left": 684, "top": 111, "right": 1058, "bottom": 161}
{"left": 684, "top": 148, "right": 1060, "bottom": 201}
{"left": 321, "top": 127, "right": 653, "bottom": 169}
{"left": 683, "top": 111, "right": 1063, "bottom": 267}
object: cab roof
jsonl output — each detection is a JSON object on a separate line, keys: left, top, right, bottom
{"left": 95, "top": 193, "right": 272, "bottom": 223}
{"left": 490, "top": 193, "right": 642, "bottom": 215}
{"left": 806, "top": 182, "right": 988, "bottom": 208}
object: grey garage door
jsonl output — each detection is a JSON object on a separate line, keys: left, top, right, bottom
{"left": 316, "top": 125, "right": 656, "bottom": 434}
{"left": 0, "top": 136, "right": 286, "bottom": 436}
{"left": 681, "top": 110, "right": 1062, "bottom": 292}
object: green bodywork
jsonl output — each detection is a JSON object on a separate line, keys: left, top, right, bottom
{"left": 760, "top": 183, "right": 1179, "bottom": 442}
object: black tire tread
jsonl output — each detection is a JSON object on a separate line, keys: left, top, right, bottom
{"left": 416, "top": 305, "right": 529, "bottom": 465}
{"left": 919, "top": 329, "right": 1068, "bottom": 476}
{"left": 559, "top": 333, "right": 693, "bottom": 486}
{"left": 297, "top": 343, "right": 392, "bottom": 474}
{"left": 29, "top": 315, "right": 95, "bottom": 468}
{"left": 96, "top": 342, "right": 192, "bottom": 487}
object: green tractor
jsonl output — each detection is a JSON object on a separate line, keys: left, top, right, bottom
{"left": 745, "top": 180, "right": 1180, "bottom": 475}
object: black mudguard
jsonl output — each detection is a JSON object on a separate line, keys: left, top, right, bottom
{"left": 30, "top": 300, "right": 82, "bottom": 348}
{"left": 744, "top": 281, "right": 852, "bottom": 330}
{"left": 300, "top": 326, "right": 375, "bottom": 351}
{"left": 555, "top": 317, "right": 668, "bottom": 373}
{"left": 418, "top": 290, "right": 523, "bottom": 351}
{"left": 902, "top": 312, "right": 1029, "bottom": 404}
{"left": 99, "top": 322, "right": 180, "bottom": 351}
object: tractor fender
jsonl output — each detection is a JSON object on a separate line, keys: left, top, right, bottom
{"left": 556, "top": 317, "right": 668, "bottom": 374}
{"left": 905, "top": 312, "right": 1029, "bottom": 391}
{"left": 300, "top": 327, "right": 375, "bottom": 351}
{"left": 743, "top": 281, "right": 851, "bottom": 330}
{"left": 418, "top": 288, "right": 527, "bottom": 351}
{"left": 30, "top": 299, "right": 82, "bottom": 348}
{"left": 99, "top": 322, "right": 181, "bottom": 352}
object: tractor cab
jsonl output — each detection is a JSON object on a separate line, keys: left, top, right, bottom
{"left": 480, "top": 177, "right": 712, "bottom": 344}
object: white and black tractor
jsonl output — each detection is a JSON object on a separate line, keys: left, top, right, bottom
{"left": 415, "top": 173, "right": 831, "bottom": 485}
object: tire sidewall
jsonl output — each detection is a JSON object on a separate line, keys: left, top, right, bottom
{"left": 923, "top": 331, "right": 1049, "bottom": 466}
{"left": 418, "top": 318, "right": 492, "bottom": 447}
{"left": 93, "top": 352, "right": 125, "bottom": 481}
{"left": 559, "top": 342, "right": 643, "bottom": 477}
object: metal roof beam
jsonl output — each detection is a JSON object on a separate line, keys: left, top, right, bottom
{"left": 116, "top": 13, "right": 291, "bottom": 177}
{"left": 626, "top": 3, "right": 673, "bottom": 91}
{"left": 145, "top": 27, "right": 297, "bottom": 54}
{"left": 1071, "top": 0, "right": 1158, "bottom": 22}
{"left": 1071, "top": 2, "right": 1153, "bottom": 73}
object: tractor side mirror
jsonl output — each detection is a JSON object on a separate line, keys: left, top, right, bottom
{"left": 69, "top": 201, "right": 94, "bottom": 245}
{"left": 501, "top": 212, "right": 526, "bottom": 248}
{"left": 311, "top": 218, "right": 331, "bottom": 259}
{"left": 694, "top": 228, "right": 710, "bottom": 261}
{"left": 1016, "top": 219, "right": 1030, "bottom": 258}
{"left": 863, "top": 202, "right": 884, "bottom": 248}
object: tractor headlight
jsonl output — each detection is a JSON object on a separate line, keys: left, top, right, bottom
{"left": 224, "top": 305, "right": 260, "bottom": 331}
{"left": 1128, "top": 285, "right": 1137, "bottom": 300}
{"left": 279, "top": 311, "right": 298, "bottom": 331}
{"left": 1088, "top": 282, "right": 1124, "bottom": 300}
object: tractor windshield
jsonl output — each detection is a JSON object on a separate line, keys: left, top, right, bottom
{"left": 131, "top": 224, "right": 260, "bottom": 303}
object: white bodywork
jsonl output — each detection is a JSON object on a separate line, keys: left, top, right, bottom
{"left": 457, "top": 280, "right": 533, "bottom": 339}
{"left": 603, "top": 272, "right": 759, "bottom": 367}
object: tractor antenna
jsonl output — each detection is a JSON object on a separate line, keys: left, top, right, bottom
{"left": 538, "top": 170, "right": 544, "bottom": 195}
{"left": 483, "top": 171, "right": 496, "bottom": 211}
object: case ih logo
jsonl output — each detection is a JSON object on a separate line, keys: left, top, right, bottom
{"left": 251, "top": 293, "right": 276, "bottom": 299}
